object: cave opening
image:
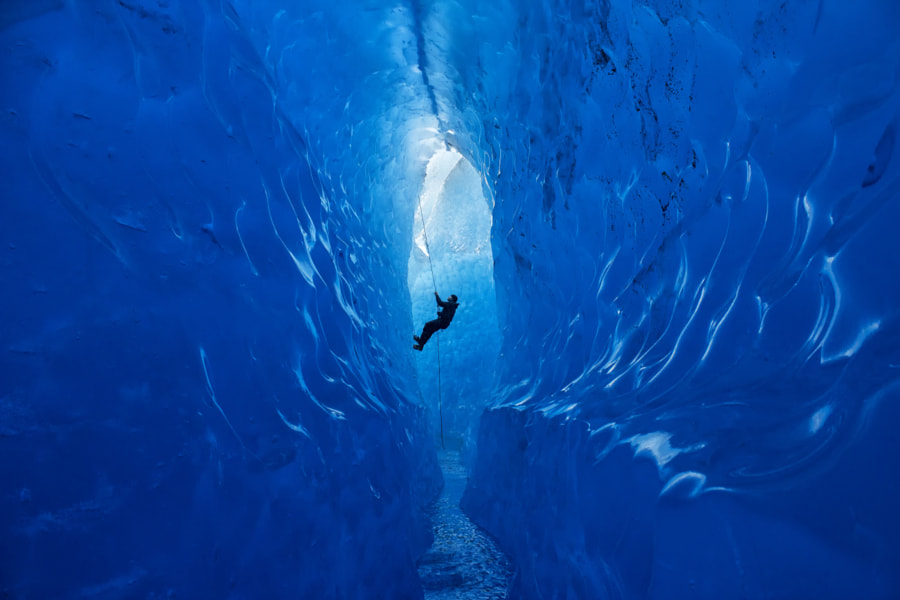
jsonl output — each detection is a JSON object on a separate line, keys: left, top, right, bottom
{"left": 407, "top": 146, "right": 500, "bottom": 449}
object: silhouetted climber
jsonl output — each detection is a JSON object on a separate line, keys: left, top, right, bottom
{"left": 414, "top": 292, "right": 459, "bottom": 351}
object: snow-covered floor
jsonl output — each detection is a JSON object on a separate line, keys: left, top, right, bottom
{"left": 418, "top": 449, "right": 511, "bottom": 599}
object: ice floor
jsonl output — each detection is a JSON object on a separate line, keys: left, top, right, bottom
{"left": 417, "top": 450, "right": 511, "bottom": 599}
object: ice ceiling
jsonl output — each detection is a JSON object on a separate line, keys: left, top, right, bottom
{"left": 1, "top": 0, "right": 899, "bottom": 598}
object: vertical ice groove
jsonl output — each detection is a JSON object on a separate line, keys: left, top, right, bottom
{"left": 699, "top": 282, "right": 742, "bottom": 365}
{"left": 275, "top": 406, "right": 311, "bottom": 438}
{"left": 27, "top": 147, "right": 127, "bottom": 267}
{"left": 115, "top": 8, "right": 145, "bottom": 98}
{"left": 291, "top": 353, "right": 344, "bottom": 420}
{"left": 620, "top": 239, "right": 689, "bottom": 381}
{"left": 278, "top": 168, "right": 316, "bottom": 250}
{"left": 643, "top": 282, "right": 707, "bottom": 389}
{"left": 262, "top": 180, "right": 316, "bottom": 286}
{"left": 802, "top": 254, "right": 840, "bottom": 362}
{"left": 198, "top": 346, "right": 246, "bottom": 449}
{"left": 234, "top": 199, "right": 259, "bottom": 276}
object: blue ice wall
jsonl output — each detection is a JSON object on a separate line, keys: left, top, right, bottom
{"left": 1, "top": 2, "right": 442, "bottom": 598}
{"left": 2, "top": 0, "right": 900, "bottom": 599}
{"left": 456, "top": 1, "right": 900, "bottom": 598}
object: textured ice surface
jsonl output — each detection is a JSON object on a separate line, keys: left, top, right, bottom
{"left": 0, "top": 2, "right": 442, "bottom": 598}
{"left": 460, "top": 0, "right": 900, "bottom": 598}
{"left": 2, "top": 0, "right": 900, "bottom": 599}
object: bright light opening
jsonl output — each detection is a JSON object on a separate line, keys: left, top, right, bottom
{"left": 408, "top": 147, "right": 499, "bottom": 447}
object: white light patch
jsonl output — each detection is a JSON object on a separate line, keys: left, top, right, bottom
{"left": 660, "top": 471, "right": 707, "bottom": 500}
{"left": 407, "top": 143, "right": 501, "bottom": 439}
{"left": 629, "top": 431, "right": 705, "bottom": 468}
{"left": 629, "top": 432, "right": 678, "bottom": 467}
{"left": 825, "top": 319, "right": 882, "bottom": 363}
{"left": 809, "top": 403, "right": 833, "bottom": 435}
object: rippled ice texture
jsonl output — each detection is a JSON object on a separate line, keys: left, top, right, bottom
{"left": 1, "top": 0, "right": 899, "bottom": 599}
{"left": 462, "top": 1, "right": 900, "bottom": 598}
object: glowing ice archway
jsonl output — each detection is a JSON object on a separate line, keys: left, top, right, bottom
{"left": 408, "top": 146, "right": 501, "bottom": 446}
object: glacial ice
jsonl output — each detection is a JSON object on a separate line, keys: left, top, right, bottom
{"left": 1, "top": 0, "right": 899, "bottom": 599}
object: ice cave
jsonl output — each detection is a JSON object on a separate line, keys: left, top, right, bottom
{"left": 1, "top": 0, "right": 899, "bottom": 598}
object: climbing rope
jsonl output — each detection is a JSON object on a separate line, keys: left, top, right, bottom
{"left": 416, "top": 192, "right": 444, "bottom": 449}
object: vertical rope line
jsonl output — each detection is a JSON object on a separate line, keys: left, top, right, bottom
{"left": 437, "top": 332, "right": 443, "bottom": 449}
{"left": 416, "top": 192, "right": 444, "bottom": 449}
{"left": 417, "top": 194, "right": 438, "bottom": 292}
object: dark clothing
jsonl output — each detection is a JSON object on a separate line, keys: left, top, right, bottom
{"left": 435, "top": 295, "right": 459, "bottom": 322}
{"left": 417, "top": 317, "right": 449, "bottom": 347}
{"left": 414, "top": 293, "right": 459, "bottom": 349}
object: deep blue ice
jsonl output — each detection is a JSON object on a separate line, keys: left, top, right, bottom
{"left": 1, "top": 1, "right": 899, "bottom": 598}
